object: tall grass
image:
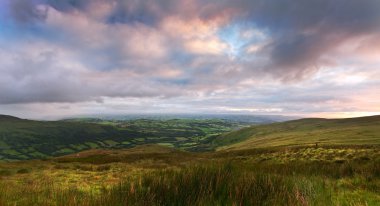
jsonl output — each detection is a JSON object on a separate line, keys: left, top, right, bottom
{"left": 95, "top": 163, "right": 330, "bottom": 206}
{"left": 0, "top": 162, "right": 332, "bottom": 206}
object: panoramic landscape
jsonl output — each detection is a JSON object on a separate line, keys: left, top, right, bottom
{"left": 1, "top": 0, "right": 380, "bottom": 205}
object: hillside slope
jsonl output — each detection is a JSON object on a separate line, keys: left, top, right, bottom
{"left": 216, "top": 115, "right": 380, "bottom": 150}
{"left": 0, "top": 116, "right": 123, "bottom": 160}
{"left": 0, "top": 115, "right": 244, "bottom": 161}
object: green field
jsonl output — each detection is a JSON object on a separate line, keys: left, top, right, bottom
{"left": 0, "top": 115, "right": 247, "bottom": 161}
{"left": 0, "top": 115, "right": 380, "bottom": 205}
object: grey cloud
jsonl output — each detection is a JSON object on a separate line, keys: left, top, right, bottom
{"left": 43, "top": 0, "right": 193, "bottom": 25}
{"left": 241, "top": 0, "right": 380, "bottom": 80}
{"left": 46, "top": 0, "right": 88, "bottom": 12}
{"left": 8, "top": 0, "right": 48, "bottom": 24}
{"left": 0, "top": 48, "right": 183, "bottom": 104}
{"left": 8, "top": 0, "right": 380, "bottom": 81}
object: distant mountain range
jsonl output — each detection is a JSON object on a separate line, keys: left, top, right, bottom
{"left": 63, "top": 113, "right": 298, "bottom": 123}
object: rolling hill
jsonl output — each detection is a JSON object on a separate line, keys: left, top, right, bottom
{"left": 3, "top": 114, "right": 380, "bottom": 161}
{"left": 0, "top": 115, "right": 245, "bottom": 161}
{"left": 0, "top": 115, "right": 123, "bottom": 160}
{"left": 216, "top": 115, "right": 380, "bottom": 150}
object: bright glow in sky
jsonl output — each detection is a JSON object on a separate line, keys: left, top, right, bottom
{"left": 0, "top": 0, "right": 380, "bottom": 119}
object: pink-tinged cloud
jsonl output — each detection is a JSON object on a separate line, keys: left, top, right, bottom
{"left": 0, "top": 0, "right": 379, "bottom": 118}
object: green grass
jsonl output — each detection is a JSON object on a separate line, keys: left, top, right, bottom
{"left": 217, "top": 116, "right": 380, "bottom": 150}
{"left": 55, "top": 148, "right": 76, "bottom": 155}
{"left": 69, "top": 144, "right": 89, "bottom": 150}
{"left": 2, "top": 149, "right": 21, "bottom": 156}
{"left": 156, "top": 143, "right": 174, "bottom": 147}
{"left": 85, "top": 142, "right": 99, "bottom": 149}
{"left": 103, "top": 140, "right": 119, "bottom": 146}
{"left": 121, "top": 141, "right": 131, "bottom": 145}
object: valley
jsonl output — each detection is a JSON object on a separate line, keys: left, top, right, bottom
{"left": 0, "top": 115, "right": 256, "bottom": 161}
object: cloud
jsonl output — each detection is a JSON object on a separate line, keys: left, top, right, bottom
{"left": 8, "top": 0, "right": 48, "bottom": 24}
{"left": 0, "top": 0, "right": 379, "bottom": 118}
{"left": 236, "top": 0, "right": 380, "bottom": 81}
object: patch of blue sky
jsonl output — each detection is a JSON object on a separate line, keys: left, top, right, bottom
{"left": 0, "top": 21, "right": 15, "bottom": 43}
{"left": 218, "top": 23, "right": 247, "bottom": 57}
{"left": 0, "top": 19, "right": 48, "bottom": 43}
{"left": 0, "top": 4, "right": 10, "bottom": 37}
{"left": 218, "top": 21, "right": 268, "bottom": 58}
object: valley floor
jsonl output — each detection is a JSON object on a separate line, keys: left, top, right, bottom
{"left": 1, "top": 145, "right": 380, "bottom": 206}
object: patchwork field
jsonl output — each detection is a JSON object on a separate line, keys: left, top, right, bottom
{"left": 0, "top": 116, "right": 250, "bottom": 161}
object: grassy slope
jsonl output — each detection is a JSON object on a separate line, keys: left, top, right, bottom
{"left": 217, "top": 115, "right": 380, "bottom": 150}
{"left": 0, "top": 116, "right": 120, "bottom": 160}
{"left": 55, "top": 144, "right": 196, "bottom": 165}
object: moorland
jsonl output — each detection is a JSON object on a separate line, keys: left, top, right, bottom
{"left": 0, "top": 115, "right": 380, "bottom": 205}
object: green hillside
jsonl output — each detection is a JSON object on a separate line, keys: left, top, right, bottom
{"left": 0, "top": 115, "right": 245, "bottom": 161}
{"left": 0, "top": 116, "right": 122, "bottom": 160}
{"left": 216, "top": 115, "right": 380, "bottom": 150}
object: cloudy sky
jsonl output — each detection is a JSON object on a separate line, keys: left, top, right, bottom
{"left": 0, "top": 0, "right": 380, "bottom": 119}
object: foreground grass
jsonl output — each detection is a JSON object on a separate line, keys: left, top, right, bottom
{"left": 0, "top": 146, "right": 379, "bottom": 205}
{"left": 94, "top": 164, "right": 333, "bottom": 206}
{"left": 0, "top": 163, "right": 331, "bottom": 206}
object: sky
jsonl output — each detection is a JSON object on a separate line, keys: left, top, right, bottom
{"left": 0, "top": 0, "right": 380, "bottom": 120}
